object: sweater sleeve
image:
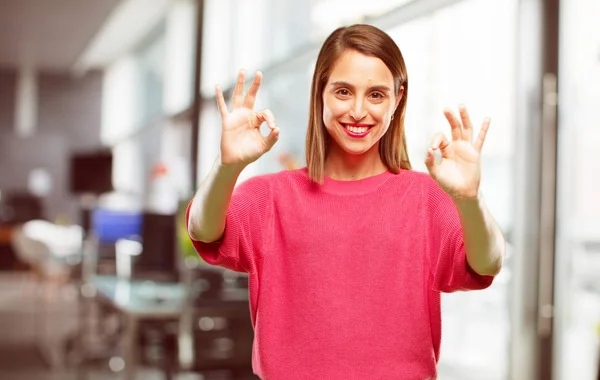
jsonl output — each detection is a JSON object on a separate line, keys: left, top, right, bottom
{"left": 186, "top": 175, "right": 272, "bottom": 274}
{"left": 426, "top": 178, "right": 494, "bottom": 293}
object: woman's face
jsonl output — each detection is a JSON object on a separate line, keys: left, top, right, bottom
{"left": 322, "top": 49, "right": 403, "bottom": 156}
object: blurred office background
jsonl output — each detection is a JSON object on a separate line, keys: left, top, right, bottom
{"left": 0, "top": 0, "right": 597, "bottom": 379}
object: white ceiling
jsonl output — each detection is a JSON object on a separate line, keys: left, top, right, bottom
{"left": 0, "top": 0, "right": 120, "bottom": 70}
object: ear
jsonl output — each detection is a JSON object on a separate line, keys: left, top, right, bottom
{"left": 394, "top": 85, "right": 404, "bottom": 110}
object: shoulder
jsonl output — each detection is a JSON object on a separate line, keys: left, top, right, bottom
{"left": 391, "top": 169, "right": 432, "bottom": 183}
{"left": 400, "top": 171, "right": 454, "bottom": 213}
{"left": 252, "top": 168, "right": 311, "bottom": 188}
{"left": 235, "top": 168, "right": 308, "bottom": 195}
{"left": 238, "top": 168, "right": 307, "bottom": 186}
{"left": 386, "top": 169, "right": 451, "bottom": 209}
{"left": 386, "top": 169, "right": 436, "bottom": 194}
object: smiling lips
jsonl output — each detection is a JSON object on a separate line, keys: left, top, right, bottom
{"left": 341, "top": 123, "right": 374, "bottom": 138}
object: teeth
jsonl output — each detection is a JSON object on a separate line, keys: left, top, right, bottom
{"left": 345, "top": 125, "right": 369, "bottom": 134}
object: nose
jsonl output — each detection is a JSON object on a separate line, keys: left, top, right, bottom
{"left": 349, "top": 97, "right": 367, "bottom": 121}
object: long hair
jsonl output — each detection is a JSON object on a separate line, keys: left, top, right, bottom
{"left": 305, "top": 24, "right": 411, "bottom": 183}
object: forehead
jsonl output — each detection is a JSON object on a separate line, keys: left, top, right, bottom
{"left": 327, "top": 50, "right": 394, "bottom": 85}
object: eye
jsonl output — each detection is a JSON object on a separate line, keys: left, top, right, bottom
{"left": 370, "top": 91, "right": 385, "bottom": 99}
{"left": 335, "top": 88, "right": 351, "bottom": 97}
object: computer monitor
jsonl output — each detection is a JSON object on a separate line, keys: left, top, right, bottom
{"left": 134, "top": 212, "right": 179, "bottom": 281}
{"left": 69, "top": 151, "right": 113, "bottom": 195}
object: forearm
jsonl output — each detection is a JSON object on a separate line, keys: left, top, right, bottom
{"left": 453, "top": 195, "right": 505, "bottom": 276}
{"left": 187, "top": 155, "right": 245, "bottom": 243}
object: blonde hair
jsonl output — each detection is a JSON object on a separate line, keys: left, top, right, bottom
{"left": 305, "top": 24, "right": 411, "bottom": 183}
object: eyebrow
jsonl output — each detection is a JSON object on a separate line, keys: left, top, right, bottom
{"left": 329, "top": 81, "right": 392, "bottom": 93}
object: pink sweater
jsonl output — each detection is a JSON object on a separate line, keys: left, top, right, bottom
{"left": 187, "top": 168, "right": 494, "bottom": 380}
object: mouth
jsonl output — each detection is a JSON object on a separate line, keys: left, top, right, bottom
{"left": 340, "top": 123, "right": 374, "bottom": 138}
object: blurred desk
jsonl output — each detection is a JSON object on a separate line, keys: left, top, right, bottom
{"left": 86, "top": 275, "right": 184, "bottom": 380}
{"left": 92, "top": 275, "right": 185, "bottom": 318}
{"left": 86, "top": 275, "right": 249, "bottom": 380}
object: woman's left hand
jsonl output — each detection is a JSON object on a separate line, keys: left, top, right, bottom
{"left": 424, "top": 105, "right": 490, "bottom": 201}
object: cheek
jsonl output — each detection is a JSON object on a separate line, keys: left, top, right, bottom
{"left": 371, "top": 104, "right": 392, "bottom": 120}
{"left": 323, "top": 97, "right": 348, "bottom": 121}
{"left": 322, "top": 102, "right": 333, "bottom": 123}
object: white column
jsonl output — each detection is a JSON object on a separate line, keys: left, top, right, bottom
{"left": 15, "top": 66, "right": 38, "bottom": 137}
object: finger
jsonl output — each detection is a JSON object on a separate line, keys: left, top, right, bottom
{"left": 264, "top": 127, "right": 280, "bottom": 152}
{"left": 255, "top": 109, "right": 279, "bottom": 152}
{"left": 458, "top": 104, "right": 474, "bottom": 142}
{"left": 474, "top": 118, "right": 491, "bottom": 152}
{"left": 255, "top": 109, "right": 277, "bottom": 131}
{"left": 243, "top": 71, "right": 263, "bottom": 109}
{"left": 430, "top": 131, "right": 451, "bottom": 156}
{"left": 424, "top": 147, "right": 439, "bottom": 180}
{"left": 215, "top": 85, "right": 228, "bottom": 119}
{"left": 444, "top": 108, "right": 463, "bottom": 141}
{"left": 232, "top": 69, "right": 246, "bottom": 108}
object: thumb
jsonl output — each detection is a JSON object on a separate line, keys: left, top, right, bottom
{"left": 424, "top": 147, "right": 439, "bottom": 180}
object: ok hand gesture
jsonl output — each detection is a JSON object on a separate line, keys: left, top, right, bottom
{"left": 424, "top": 105, "right": 490, "bottom": 200}
{"left": 217, "top": 70, "right": 280, "bottom": 168}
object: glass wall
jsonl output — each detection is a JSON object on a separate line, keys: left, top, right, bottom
{"left": 100, "top": 0, "right": 197, "bottom": 205}
{"left": 554, "top": 0, "right": 600, "bottom": 378}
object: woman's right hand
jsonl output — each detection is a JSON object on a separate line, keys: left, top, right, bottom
{"left": 216, "top": 70, "right": 280, "bottom": 169}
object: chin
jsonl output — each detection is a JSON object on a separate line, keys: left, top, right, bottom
{"left": 340, "top": 143, "right": 373, "bottom": 155}
{"left": 334, "top": 136, "right": 380, "bottom": 157}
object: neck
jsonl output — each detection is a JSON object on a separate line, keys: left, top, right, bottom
{"left": 324, "top": 142, "right": 388, "bottom": 181}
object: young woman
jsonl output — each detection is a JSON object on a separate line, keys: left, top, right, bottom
{"left": 187, "top": 24, "right": 505, "bottom": 380}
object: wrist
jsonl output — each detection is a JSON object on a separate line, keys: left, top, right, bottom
{"left": 216, "top": 155, "right": 247, "bottom": 176}
{"left": 452, "top": 192, "right": 482, "bottom": 211}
